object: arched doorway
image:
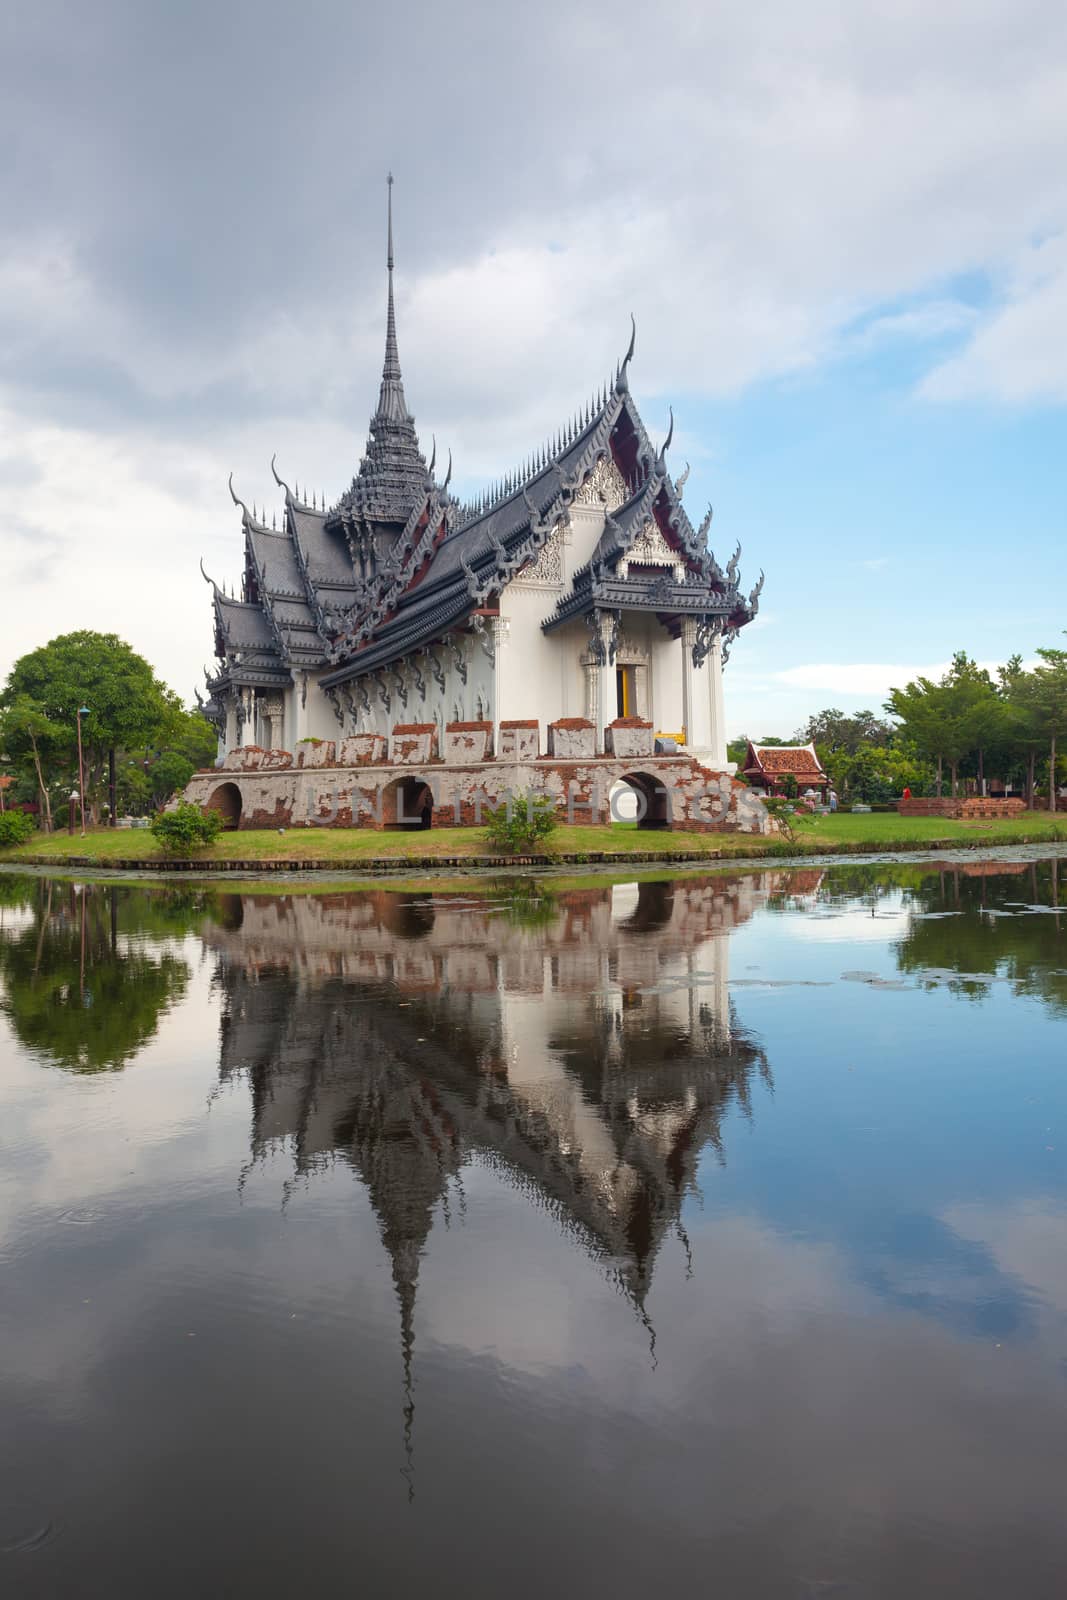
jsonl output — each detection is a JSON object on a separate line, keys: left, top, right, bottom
{"left": 205, "top": 782, "right": 242, "bottom": 830}
{"left": 381, "top": 776, "right": 435, "bottom": 830}
{"left": 614, "top": 772, "right": 672, "bottom": 830}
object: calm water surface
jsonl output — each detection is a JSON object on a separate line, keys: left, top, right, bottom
{"left": 1, "top": 861, "right": 1066, "bottom": 1597}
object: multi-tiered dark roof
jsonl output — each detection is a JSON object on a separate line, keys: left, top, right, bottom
{"left": 203, "top": 183, "right": 762, "bottom": 715}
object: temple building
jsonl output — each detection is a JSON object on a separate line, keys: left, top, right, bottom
{"left": 187, "top": 184, "right": 771, "bottom": 838}
{"left": 201, "top": 182, "right": 763, "bottom": 761}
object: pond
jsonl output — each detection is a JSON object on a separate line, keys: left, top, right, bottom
{"left": 1, "top": 860, "right": 1065, "bottom": 1597}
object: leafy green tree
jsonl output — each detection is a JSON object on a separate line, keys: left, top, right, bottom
{"left": 1015, "top": 646, "right": 1067, "bottom": 814}
{"left": 996, "top": 656, "right": 1044, "bottom": 806}
{"left": 0, "top": 696, "right": 65, "bottom": 830}
{"left": 886, "top": 653, "right": 998, "bottom": 796}
{"left": 796, "top": 708, "right": 894, "bottom": 754}
{"left": 1, "top": 632, "right": 171, "bottom": 825}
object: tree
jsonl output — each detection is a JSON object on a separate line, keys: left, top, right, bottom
{"left": 796, "top": 708, "right": 894, "bottom": 754}
{"left": 1, "top": 632, "right": 171, "bottom": 825}
{"left": 886, "top": 653, "right": 998, "bottom": 797}
{"left": 0, "top": 696, "right": 65, "bottom": 830}
{"left": 997, "top": 656, "right": 1044, "bottom": 807}
{"left": 1016, "top": 646, "right": 1067, "bottom": 814}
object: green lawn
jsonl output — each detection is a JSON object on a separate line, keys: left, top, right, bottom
{"left": 3, "top": 809, "right": 1065, "bottom": 871}
{"left": 789, "top": 810, "right": 1067, "bottom": 846}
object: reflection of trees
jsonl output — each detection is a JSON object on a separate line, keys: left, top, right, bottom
{"left": 895, "top": 859, "right": 1067, "bottom": 1013}
{"left": 0, "top": 880, "right": 192, "bottom": 1071}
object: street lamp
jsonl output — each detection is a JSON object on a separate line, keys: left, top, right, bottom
{"left": 69, "top": 789, "right": 80, "bottom": 836}
{"left": 76, "top": 706, "right": 90, "bottom": 836}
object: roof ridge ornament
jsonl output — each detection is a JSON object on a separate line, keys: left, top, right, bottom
{"left": 656, "top": 407, "right": 674, "bottom": 473}
{"left": 228, "top": 472, "right": 251, "bottom": 523}
{"left": 615, "top": 314, "right": 636, "bottom": 394}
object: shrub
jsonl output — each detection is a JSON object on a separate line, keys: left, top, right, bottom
{"left": 483, "top": 792, "right": 558, "bottom": 854}
{"left": 0, "top": 810, "right": 35, "bottom": 848}
{"left": 761, "top": 796, "right": 797, "bottom": 839}
{"left": 149, "top": 800, "right": 224, "bottom": 854}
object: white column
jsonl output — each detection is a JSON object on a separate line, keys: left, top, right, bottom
{"left": 490, "top": 616, "right": 510, "bottom": 751}
{"left": 224, "top": 694, "right": 239, "bottom": 754}
{"left": 595, "top": 615, "right": 615, "bottom": 753}
{"left": 708, "top": 635, "right": 728, "bottom": 769}
{"left": 680, "top": 620, "right": 697, "bottom": 748}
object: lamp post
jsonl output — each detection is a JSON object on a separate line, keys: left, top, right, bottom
{"left": 76, "top": 706, "right": 90, "bottom": 836}
{"left": 69, "top": 789, "right": 79, "bottom": 836}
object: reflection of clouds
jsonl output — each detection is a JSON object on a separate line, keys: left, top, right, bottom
{"left": 0, "top": 948, "right": 227, "bottom": 1252}
{"left": 943, "top": 1199, "right": 1067, "bottom": 1320}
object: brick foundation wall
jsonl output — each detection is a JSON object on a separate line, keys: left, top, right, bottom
{"left": 898, "top": 797, "right": 1027, "bottom": 819}
{"left": 184, "top": 754, "right": 773, "bottom": 836}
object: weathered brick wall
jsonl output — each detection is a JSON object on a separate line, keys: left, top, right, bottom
{"left": 498, "top": 720, "right": 540, "bottom": 760}
{"left": 605, "top": 717, "right": 654, "bottom": 759}
{"left": 443, "top": 721, "right": 493, "bottom": 764}
{"left": 547, "top": 719, "right": 596, "bottom": 759}
{"left": 339, "top": 733, "right": 388, "bottom": 766}
{"left": 184, "top": 752, "right": 773, "bottom": 835}
{"left": 898, "top": 797, "right": 1026, "bottom": 819}
{"left": 391, "top": 723, "right": 438, "bottom": 765}
{"left": 295, "top": 739, "right": 336, "bottom": 769}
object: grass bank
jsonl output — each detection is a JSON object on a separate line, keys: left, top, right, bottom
{"left": 4, "top": 810, "right": 1066, "bottom": 873}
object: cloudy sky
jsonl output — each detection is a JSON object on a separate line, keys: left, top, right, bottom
{"left": 1, "top": 0, "right": 1064, "bottom": 736}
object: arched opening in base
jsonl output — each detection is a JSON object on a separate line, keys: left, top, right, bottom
{"left": 381, "top": 776, "right": 434, "bottom": 830}
{"left": 614, "top": 772, "right": 672, "bottom": 830}
{"left": 205, "top": 782, "right": 243, "bottom": 830}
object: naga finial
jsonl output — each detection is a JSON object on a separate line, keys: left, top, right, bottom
{"left": 228, "top": 473, "right": 250, "bottom": 520}
{"left": 656, "top": 407, "right": 674, "bottom": 471}
{"left": 199, "top": 556, "right": 219, "bottom": 591}
{"left": 726, "top": 542, "right": 741, "bottom": 586}
{"left": 428, "top": 434, "right": 436, "bottom": 477}
{"left": 675, "top": 461, "right": 690, "bottom": 497}
{"left": 442, "top": 449, "right": 452, "bottom": 493}
{"left": 615, "top": 313, "right": 636, "bottom": 394}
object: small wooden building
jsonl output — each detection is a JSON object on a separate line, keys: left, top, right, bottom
{"left": 742, "top": 742, "right": 830, "bottom": 800}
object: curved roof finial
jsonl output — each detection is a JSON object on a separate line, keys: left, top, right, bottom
{"left": 270, "top": 453, "right": 293, "bottom": 499}
{"left": 442, "top": 449, "right": 453, "bottom": 493}
{"left": 675, "top": 460, "right": 690, "bottom": 496}
{"left": 656, "top": 407, "right": 674, "bottom": 471}
{"left": 199, "top": 556, "right": 219, "bottom": 591}
{"left": 428, "top": 434, "right": 436, "bottom": 476}
{"left": 228, "top": 472, "right": 250, "bottom": 521}
{"left": 615, "top": 313, "right": 636, "bottom": 394}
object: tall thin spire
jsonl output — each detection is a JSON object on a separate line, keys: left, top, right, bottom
{"left": 376, "top": 171, "right": 409, "bottom": 424}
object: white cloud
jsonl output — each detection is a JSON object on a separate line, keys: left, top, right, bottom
{"left": 2, "top": 0, "right": 1067, "bottom": 694}
{"left": 921, "top": 234, "right": 1067, "bottom": 403}
{"left": 773, "top": 661, "right": 954, "bottom": 696}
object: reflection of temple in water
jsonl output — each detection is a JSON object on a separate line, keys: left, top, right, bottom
{"left": 205, "top": 874, "right": 791, "bottom": 1486}
{"left": 207, "top": 877, "right": 783, "bottom": 1324}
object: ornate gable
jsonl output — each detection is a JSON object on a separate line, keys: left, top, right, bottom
{"left": 573, "top": 453, "right": 628, "bottom": 512}
{"left": 619, "top": 519, "right": 684, "bottom": 581}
